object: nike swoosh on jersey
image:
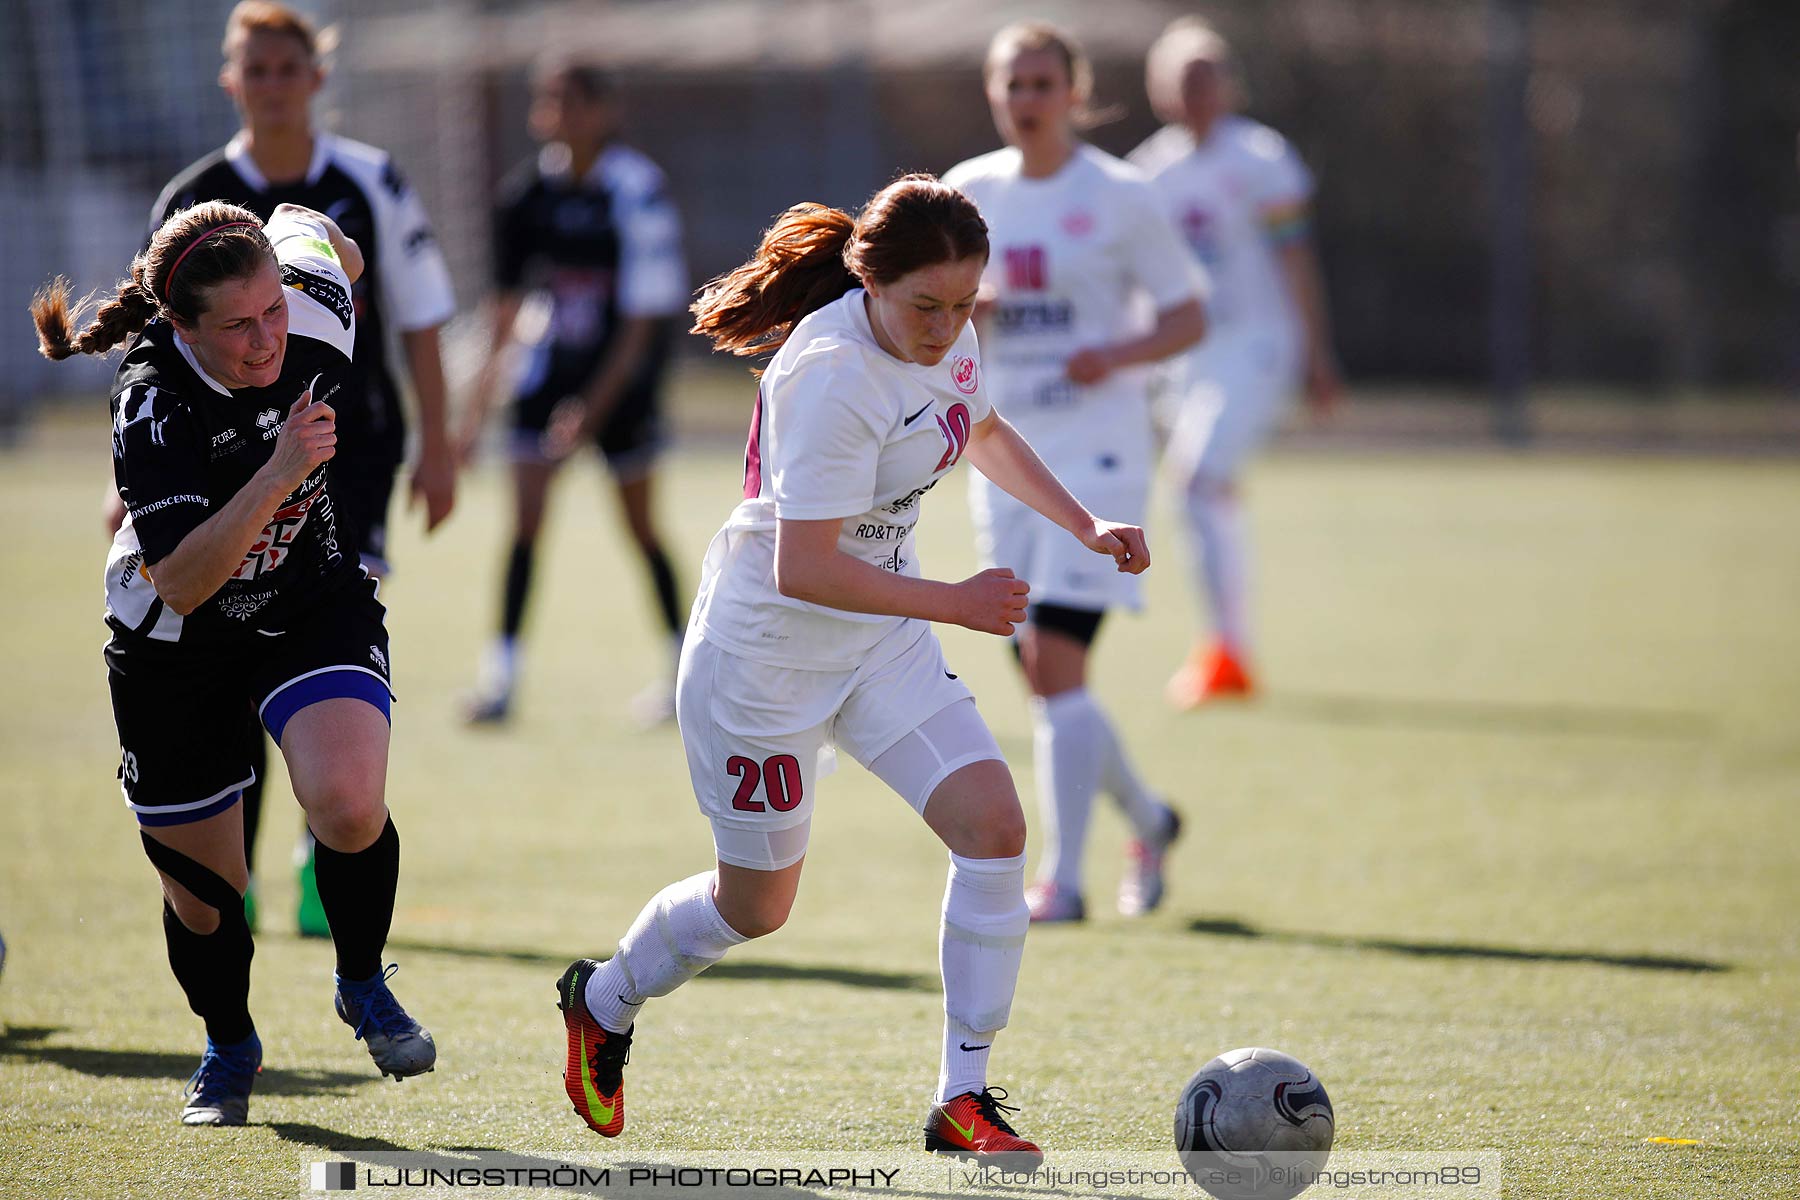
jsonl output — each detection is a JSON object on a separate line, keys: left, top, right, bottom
{"left": 903, "top": 402, "right": 934, "bottom": 426}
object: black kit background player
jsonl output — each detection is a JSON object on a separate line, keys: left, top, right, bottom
{"left": 32, "top": 200, "right": 436, "bottom": 1127}
{"left": 154, "top": 3, "right": 458, "bottom": 567}
{"left": 154, "top": 139, "right": 453, "bottom": 564}
{"left": 457, "top": 59, "right": 690, "bottom": 725}
{"left": 125, "top": 1, "right": 459, "bottom": 934}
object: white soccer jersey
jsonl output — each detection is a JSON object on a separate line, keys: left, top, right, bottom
{"left": 691, "top": 289, "right": 991, "bottom": 671}
{"left": 943, "top": 143, "right": 1204, "bottom": 482}
{"left": 1130, "top": 116, "right": 1312, "bottom": 338}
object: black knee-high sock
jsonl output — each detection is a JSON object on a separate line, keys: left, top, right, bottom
{"left": 501, "top": 539, "right": 535, "bottom": 639}
{"left": 241, "top": 711, "right": 266, "bottom": 867}
{"left": 643, "top": 543, "right": 682, "bottom": 636}
{"left": 141, "top": 834, "right": 254, "bottom": 1045}
{"left": 161, "top": 902, "right": 255, "bottom": 1045}
{"left": 311, "top": 816, "right": 399, "bottom": 982}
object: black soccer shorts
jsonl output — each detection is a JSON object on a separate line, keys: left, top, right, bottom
{"left": 509, "top": 322, "right": 673, "bottom": 478}
{"left": 105, "top": 574, "right": 394, "bottom": 826}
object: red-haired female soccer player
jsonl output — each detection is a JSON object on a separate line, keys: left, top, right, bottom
{"left": 555, "top": 175, "right": 1150, "bottom": 1163}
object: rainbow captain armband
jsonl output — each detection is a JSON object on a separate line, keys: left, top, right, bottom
{"left": 1260, "top": 198, "right": 1311, "bottom": 246}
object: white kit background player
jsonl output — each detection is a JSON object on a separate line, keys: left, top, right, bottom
{"left": 553, "top": 175, "right": 1149, "bottom": 1162}
{"left": 1131, "top": 18, "right": 1343, "bottom": 708}
{"left": 945, "top": 22, "right": 1208, "bottom": 924}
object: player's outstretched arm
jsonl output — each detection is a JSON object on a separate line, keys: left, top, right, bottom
{"left": 1065, "top": 297, "right": 1206, "bottom": 386}
{"left": 455, "top": 292, "right": 524, "bottom": 466}
{"left": 1278, "top": 234, "right": 1342, "bottom": 415}
{"left": 268, "top": 203, "right": 364, "bottom": 284}
{"left": 543, "top": 316, "right": 658, "bottom": 461}
{"left": 962, "top": 411, "right": 1150, "bottom": 575}
{"left": 774, "top": 518, "right": 1030, "bottom": 636}
{"left": 402, "top": 324, "right": 455, "bottom": 531}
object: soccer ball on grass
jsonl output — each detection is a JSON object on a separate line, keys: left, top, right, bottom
{"left": 1174, "top": 1047, "right": 1334, "bottom": 1200}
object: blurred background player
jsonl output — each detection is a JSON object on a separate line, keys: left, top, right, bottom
{"left": 34, "top": 201, "right": 435, "bottom": 1125}
{"left": 1130, "top": 18, "right": 1342, "bottom": 708}
{"left": 456, "top": 58, "right": 689, "bottom": 725}
{"left": 555, "top": 176, "right": 1148, "bottom": 1160}
{"left": 944, "top": 23, "right": 1206, "bottom": 923}
{"left": 136, "top": 0, "right": 458, "bottom": 935}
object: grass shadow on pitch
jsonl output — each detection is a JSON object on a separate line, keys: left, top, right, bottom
{"left": 702, "top": 960, "right": 933, "bottom": 991}
{"left": 268, "top": 1122, "right": 412, "bottom": 1153}
{"left": 5, "top": 1042, "right": 379, "bottom": 1094}
{"left": 1186, "top": 918, "right": 1728, "bottom": 974}
{"left": 381, "top": 938, "right": 931, "bottom": 991}
{"left": 1256, "top": 690, "right": 1714, "bottom": 741}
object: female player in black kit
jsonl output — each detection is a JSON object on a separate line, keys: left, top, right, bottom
{"left": 32, "top": 201, "right": 435, "bottom": 1125}
{"left": 457, "top": 59, "right": 690, "bottom": 724}
{"left": 143, "top": 0, "right": 461, "bottom": 937}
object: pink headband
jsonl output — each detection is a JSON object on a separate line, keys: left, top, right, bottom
{"left": 162, "top": 221, "right": 262, "bottom": 302}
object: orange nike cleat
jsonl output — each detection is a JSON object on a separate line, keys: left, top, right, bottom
{"left": 1166, "top": 643, "right": 1254, "bottom": 710}
{"left": 925, "top": 1087, "right": 1044, "bottom": 1168}
{"left": 557, "top": 959, "right": 632, "bottom": 1137}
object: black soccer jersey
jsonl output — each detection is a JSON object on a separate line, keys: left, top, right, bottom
{"left": 154, "top": 132, "right": 455, "bottom": 467}
{"left": 493, "top": 142, "right": 686, "bottom": 359}
{"left": 105, "top": 212, "right": 361, "bottom": 645}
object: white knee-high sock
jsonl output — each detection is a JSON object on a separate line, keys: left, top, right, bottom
{"left": 586, "top": 871, "right": 747, "bottom": 1033}
{"left": 938, "top": 850, "right": 1028, "bottom": 1103}
{"left": 1032, "top": 691, "right": 1104, "bottom": 891}
{"left": 1186, "top": 487, "right": 1250, "bottom": 655}
{"left": 1086, "top": 693, "right": 1164, "bottom": 839}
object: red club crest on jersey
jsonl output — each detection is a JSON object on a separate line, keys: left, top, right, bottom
{"left": 951, "top": 354, "right": 979, "bottom": 396}
{"left": 1061, "top": 210, "right": 1095, "bottom": 237}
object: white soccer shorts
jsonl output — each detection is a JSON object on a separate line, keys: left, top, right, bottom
{"left": 676, "top": 620, "right": 1004, "bottom": 871}
{"left": 1166, "top": 327, "right": 1302, "bottom": 485}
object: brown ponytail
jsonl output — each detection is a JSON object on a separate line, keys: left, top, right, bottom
{"left": 692, "top": 174, "right": 988, "bottom": 360}
{"left": 30, "top": 200, "right": 273, "bottom": 362}
{"left": 31, "top": 273, "right": 160, "bottom": 360}
{"left": 690, "top": 203, "right": 858, "bottom": 359}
